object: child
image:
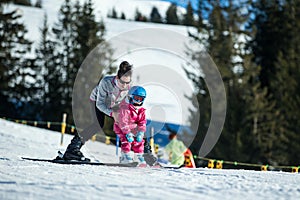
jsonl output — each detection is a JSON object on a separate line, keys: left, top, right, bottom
{"left": 113, "top": 86, "right": 147, "bottom": 164}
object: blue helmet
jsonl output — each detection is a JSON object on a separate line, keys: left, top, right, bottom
{"left": 128, "top": 86, "right": 146, "bottom": 105}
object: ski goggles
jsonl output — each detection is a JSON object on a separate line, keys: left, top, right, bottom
{"left": 132, "top": 95, "right": 145, "bottom": 102}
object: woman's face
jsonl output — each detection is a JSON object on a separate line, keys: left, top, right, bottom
{"left": 117, "top": 75, "right": 131, "bottom": 90}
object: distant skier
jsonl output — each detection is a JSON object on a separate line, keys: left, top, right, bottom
{"left": 62, "top": 61, "right": 157, "bottom": 165}
{"left": 114, "top": 86, "right": 147, "bottom": 165}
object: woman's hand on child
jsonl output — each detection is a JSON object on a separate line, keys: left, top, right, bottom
{"left": 136, "top": 132, "right": 144, "bottom": 142}
{"left": 111, "top": 111, "right": 119, "bottom": 122}
{"left": 126, "top": 133, "right": 134, "bottom": 143}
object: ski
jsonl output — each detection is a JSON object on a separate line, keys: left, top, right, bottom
{"left": 161, "top": 164, "right": 186, "bottom": 169}
{"left": 21, "top": 157, "right": 139, "bottom": 167}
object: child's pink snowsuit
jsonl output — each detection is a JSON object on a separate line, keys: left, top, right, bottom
{"left": 113, "top": 99, "right": 146, "bottom": 153}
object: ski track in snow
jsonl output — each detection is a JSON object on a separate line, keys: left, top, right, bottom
{"left": 1, "top": 119, "right": 300, "bottom": 200}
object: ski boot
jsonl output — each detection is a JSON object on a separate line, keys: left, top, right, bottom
{"left": 143, "top": 140, "right": 160, "bottom": 167}
{"left": 120, "top": 151, "right": 133, "bottom": 163}
{"left": 135, "top": 153, "right": 147, "bottom": 167}
{"left": 63, "top": 135, "right": 90, "bottom": 162}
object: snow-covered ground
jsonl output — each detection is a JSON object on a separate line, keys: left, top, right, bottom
{"left": 1, "top": 119, "right": 300, "bottom": 200}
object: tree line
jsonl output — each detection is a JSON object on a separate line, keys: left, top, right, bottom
{"left": 108, "top": 2, "right": 196, "bottom": 26}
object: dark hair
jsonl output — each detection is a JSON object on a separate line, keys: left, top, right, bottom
{"left": 117, "top": 61, "right": 132, "bottom": 78}
{"left": 169, "top": 133, "right": 177, "bottom": 140}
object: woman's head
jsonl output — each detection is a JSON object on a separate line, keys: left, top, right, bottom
{"left": 116, "top": 61, "right": 132, "bottom": 90}
{"left": 117, "top": 61, "right": 132, "bottom": 79}
{"left": 169, "top": 133, "right": 177, "bottom": 140}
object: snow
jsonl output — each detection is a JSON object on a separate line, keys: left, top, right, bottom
{"left": 27, "top": 0, "right": 181, "bottom": 28}
{"left": 1, "top": 118, "right": 300, "bottom": 200}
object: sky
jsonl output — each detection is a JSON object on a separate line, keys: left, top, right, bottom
{"left": 1, "top": 118, "right": 300, "bottom": 199}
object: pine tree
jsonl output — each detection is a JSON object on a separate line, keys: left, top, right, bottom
{"left": 187, "top": 77, "right": 211, "bottom": 156}
{"left": 240, "top": 56, "right": 283, "bottom": 164}
{"left": 111, "top": 7, "right": 118, "bottom": 19}
{"left": 0, "top": 4, "right": 33, "bottom": 118}
{"left": 195, "top": 0, "right": 206, "bottom": 32}
{"left": 35, "top": 14, "right": 62, "bottom": 121}
{"left": 134, "top": 8, "right": 147, "bottom": 22}
{"left": 250, "top": 0, "right": 285, "bottom": 90}
{"left": 13, "top": 0, "right": 31, "bottom": 6}
{"left": 183, "top": 1, "right": 195, "bottom": 26}
{"left": 270, "top": 0, "right": 300, "bottom": 164}
{"left": 166, "top": 3, "right": 179, "bottom": 25}
{"left": 0, "top": 1, "right": 13, "bottom": 116}
{"left": 120, "top": 12, "right": 126, "bottom": 20}
{"left": 35, "top": 0, "right": 42, "bottom": 8}
{"left": 51, "top": 0, "right": 80, "bottom": 123}
{"left": 150, "top": 6, "right": 162, "bottom": 23}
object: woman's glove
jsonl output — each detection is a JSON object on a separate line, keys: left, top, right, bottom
{"left": 126, "top": 133, "right": 134, "bottom": 143}
{"left": 136, "top": 131, "right": 144, "bottom": 142}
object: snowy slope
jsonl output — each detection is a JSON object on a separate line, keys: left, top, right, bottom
{"left": 1, "top": 119, "right": 300, "bottom": 200}
{"left": 23, "top": 0, "right": 184, "bottom": 32}
{"left": 3, "top": 0, "right": 185, "bottom": 54}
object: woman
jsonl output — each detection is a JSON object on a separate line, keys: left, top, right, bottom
{"left": 63, "top": 61, "right": 132, "bottom": 161}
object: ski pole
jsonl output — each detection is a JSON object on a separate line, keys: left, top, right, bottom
{"left": 116, "top": 135, "right": 119, "bottom": 156}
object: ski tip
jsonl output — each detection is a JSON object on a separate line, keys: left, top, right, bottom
{"left": 137, "top": 163, "right": 147, "bottom": 168}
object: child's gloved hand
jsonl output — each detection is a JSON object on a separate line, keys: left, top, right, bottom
{"left": 136, "top": 131, "right": 144, "bottom": 142}
{"left": 126, "top": 133, "right": 134, "bottom": 143}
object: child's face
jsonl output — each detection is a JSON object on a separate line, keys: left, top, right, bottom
{"left": 131, "top": 95, "right": 145, "bottom": 107}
